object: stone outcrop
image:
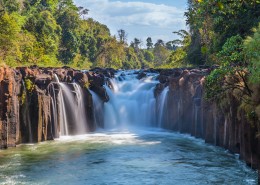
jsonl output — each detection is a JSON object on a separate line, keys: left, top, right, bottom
{"left": 0, "top": 66, "right": 110, "bottom": 148}
{"left": 155, "top": 67, "right": 260, "bottom": 170}
{"left": 0, "top": 67, "right": 22, "bottom": 148}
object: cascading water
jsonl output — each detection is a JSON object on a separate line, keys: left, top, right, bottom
{"left": 103, "top": 71, "right": 158, "bottom": 129}
{"left": 89, "top": 90, "right": 103, "bottom": 128}
{"left": 49, "top": 75, "right": 88, "bottom": 136}
{"left": 157, "top": 86, "right": 169, "bottom": 127}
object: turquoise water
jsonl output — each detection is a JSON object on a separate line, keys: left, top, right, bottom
{"left": 0, "top": 128, "right": 257, "bottom": 185}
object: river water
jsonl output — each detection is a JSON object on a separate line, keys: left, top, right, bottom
{"left": 0, "top": 128, "right": 257, "bottom": 185}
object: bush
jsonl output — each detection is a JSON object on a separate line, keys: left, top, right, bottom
{"left": 244, "top": 23, "right": 260, "bottom": 84}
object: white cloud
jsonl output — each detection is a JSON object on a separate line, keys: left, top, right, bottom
{"left": 74, "top": 0, "right": 186, "bottom": 43}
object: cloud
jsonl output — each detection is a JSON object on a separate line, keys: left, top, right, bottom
{"left": 75, "top": 0, "right": 185, "bottom": 27}
{"left": 74, "top": 0, "right": 186, "bottom": 42}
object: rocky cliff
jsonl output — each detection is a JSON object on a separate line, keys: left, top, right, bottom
{"left": 154, "top": 67, "right": 260, "bottom": 170}
{"left": 0, "top": 66, "right": 112, "bottom": 148}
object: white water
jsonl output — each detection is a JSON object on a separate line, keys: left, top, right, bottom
{"left": 104, "top": 71, "right": 158, "bottom": 129}
{"left": 157, "top": 86, "right": 169, "bottom": 127}
{"left": 50, "top": 75, "right": 88, "bottom": 136}
{"left": 89, "top": 90, "right": 103, "bottom": 128}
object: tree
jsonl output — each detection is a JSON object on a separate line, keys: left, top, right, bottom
{"left": 244, "top": 23, "right": 260, "bottom": 84}
{"left": 0, "top": 0, "right": 20, "bottom": 13}
{"left": 130, "top": 38, "right": 142, "bottom": 51}
{"left": 154, "top": 39, "right": 164, "bottom": 47}
{"left": 56, "top": 7, "right": 81, "bottom": 64}
{"left": 94, "top": 38, "right": 125, "bottom": 69}
{"left": 185, "top": 0, "right": 260, "bottom": 65}
{"left": 78, "top": 6, "right": 89, "bottom": 17}
{"left": 153, "top": 45, "right": 170, "bottom": 67}
{"left": 117, "top": 29, "right": 127, "bottom": 44}
{"left": 165, "top": 41, "right": 177, "bottom": 51}
{"left": 24, "top": 10, "right": 61, "bottom": 64}
{"left": 143, "top": 50, "right": 154, "bottom": 63}
{"left": 0, "top": 12, "right": 22, "bottom": 65}
{"left": 123, "top": 47, "right": 141, "bottom": 69}
{"left": 146, "top": 37, "right": 153, "bottom": 49}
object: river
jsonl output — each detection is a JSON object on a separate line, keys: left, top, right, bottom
{"left": 0, "top": 128, "right": 257, "bottom": 185}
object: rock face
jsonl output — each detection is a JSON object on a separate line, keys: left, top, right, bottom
{"left": 0, "top": 67, "right": 22, "bottom": 148}
{"left": 155, "top": 67, "right": 260, "bottom": 170}
{"left": 0, "top": 66, "right": 110, "bottom": 148}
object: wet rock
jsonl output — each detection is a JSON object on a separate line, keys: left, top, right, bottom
{"left": 158, "top": 75, "right": 168, "bottom": 83}
{"left": 137, "top": 72, "right": 147, "bottom": 80}
{"left": 74, "top": 72, "right": 88, "bottom": 87}
{"left": 35, "top": 74, "right": 52, "bottom": 89}
{"left": 90, "top": 67, "right": 116, "bottom": 78}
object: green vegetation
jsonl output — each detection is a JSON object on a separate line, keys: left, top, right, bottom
{"left": 0, "top": 0, "right": 259, "bottom": 74}
{"left": 24, "top": 78, "right": 34, "bottom": 93}
{"left": 0, "top": 0, "right": 181, "bottom": 69}
{"left": 183, "top": 0, "right": 260, "bottom": 101}
{"left": 183, "top": 0, "right": 260, "bottom": 125}
{"left": 244, "top": 23, "right": 260, "bottom": 84}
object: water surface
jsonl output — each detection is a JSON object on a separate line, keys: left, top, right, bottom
{"left": 0, "top": 128, "right": 257, "bottom": 185}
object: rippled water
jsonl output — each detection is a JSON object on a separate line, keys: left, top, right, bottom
{"left": 0, "top": 128, "right": 257, "bottom": 185}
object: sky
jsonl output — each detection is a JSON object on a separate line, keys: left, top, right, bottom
{"left": 74, "top": 0, "right": 188, "bottom": 45}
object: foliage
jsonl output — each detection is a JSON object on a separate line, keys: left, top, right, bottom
{"left": 1, "top": 0, "right": 258, "bottom": 72}
{"left": 217, "top": 35, "right": 244, "bottom": 66}
{"left": 165, "top": 48, "right": 187, "bottom": 68}
{"left": 205, "top": 67, "right": 227, "bottom": 100}
{"left": 24, "top": 78, "right": 34, "bottom": 93}
{"left": 146, "top": 37, "right": 153, "bottom": 50}
{"left": 185, "top": 0, "right": 260, "bottom": 65}
{"left": 244, "top": 23, "right": 260, "bottom": 83}
{"left": 0, "top": 12, "right": 22, "bottom": 66}
{"left": 153, "top": 45, "right": 170, "bottom": 67}
{"left": 0, "top": 0, "right": 187, "bottom": 69}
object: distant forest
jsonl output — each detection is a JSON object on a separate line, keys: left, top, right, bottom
{"left": 0, "top": 0, "right": 260, "bottom": 75}
{"left": 0, "top": 0, "right": 181, "bottom": 69}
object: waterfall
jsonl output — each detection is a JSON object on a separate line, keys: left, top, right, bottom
{"left": 47, "top": 71, "right": 174, "bottom": 134}
{"left": 224, "top": 118, "right": 227, "bottom": 146}
{"left": 89, "top": 90, "right": 103, "bottom": 128}
{"left": 157, "top": 87, "right": 169, "bottom": 127}
{"left": 49, "top": 75, "right": 88, "bottom": 136}
{"left": 103, "top": 71, "right": 157, "bottom": 129}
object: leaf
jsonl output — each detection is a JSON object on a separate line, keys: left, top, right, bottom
{"left": 217, "top": 2, "right": 224, "bottom": 10}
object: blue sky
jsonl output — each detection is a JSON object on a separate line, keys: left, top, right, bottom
{"left": 74, "top": 0, "right": 188, "bottom": 45}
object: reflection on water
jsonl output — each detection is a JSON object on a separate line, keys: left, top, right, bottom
{"left": 0, "top": 128, "right": 257, "bottom": 185}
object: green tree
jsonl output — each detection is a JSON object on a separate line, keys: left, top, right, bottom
{"left": 0, "top": 12, "right": 22, "bottom": 66}
{"left": 123, "top": 47, "right": 141, "bottom": 69}
{"left": 244, "top": 23, "right": 260, "bottom": 83}
{"left": 154, "top": 39, "right": 164, "bottom": 47}
{"left": 117, "top": 29, "right": 127, "bottom": 44}
{"left": 153, "top": 45, "right": 170, "bottom": 67}
{"left": 146, "top": 37, "right": 153, "bottom": 49}
{"left": 131, "top": 38, "right": 141, "bottom": 51}
{"left": 143, "top": 50, "right": 154, "bottom": 63}
{"left": 56, "top": 7, "right": 80, "bottom": 64}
